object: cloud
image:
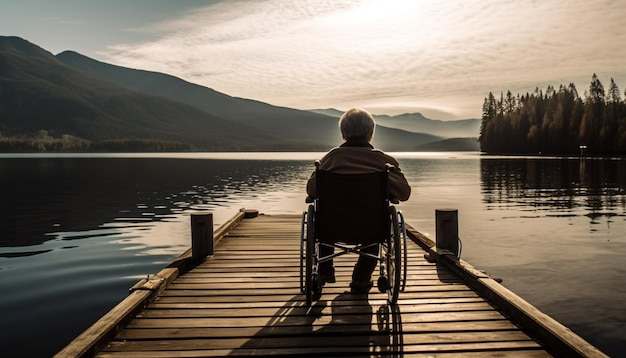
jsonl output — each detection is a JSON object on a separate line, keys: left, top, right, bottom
{"left": 100, "top": 0, "right": 626, "bottom": 119}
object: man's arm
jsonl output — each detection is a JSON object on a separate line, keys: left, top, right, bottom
{"left": 306, "top": 171, "right": 316, "bottom": 198}
{"left": 389, "top": 170, "right": 411, "bottom": 201}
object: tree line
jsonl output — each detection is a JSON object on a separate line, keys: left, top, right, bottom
{"left": 0, "top": 131, "right": 192, "bottom": 152}
{"left": 0, "top": 131, "right": 327, "bottom": 152}
{"left": 479, "top": 74, "right": 626, "bottom": 155}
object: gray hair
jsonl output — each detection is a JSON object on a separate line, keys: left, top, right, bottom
{"left": 339, "top": 108, "right": 375, "bottom": 140}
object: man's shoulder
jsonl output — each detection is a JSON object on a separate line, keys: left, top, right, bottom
{"left": 372, "top": 148, "right": 400, "bottom": 163}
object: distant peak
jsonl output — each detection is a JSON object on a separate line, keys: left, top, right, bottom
{"left": 0, "top": 35, "right": 54, "bottom": 58}
{"left": 57, "top": 50, "right": 81, "bottom": 56}
{"left": 0, "top": 35, "right": 28, "bottom": 44}
{"left": 56, "top": 50, "right": 94, "bottom": 61}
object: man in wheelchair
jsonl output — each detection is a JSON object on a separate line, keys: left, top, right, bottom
{"left": 305, "top": 108, "right": 411, "bottom": 298}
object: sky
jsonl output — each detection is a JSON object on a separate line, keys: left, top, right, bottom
{"left": 2, "top": 0, "right": 625, "bottom": 120}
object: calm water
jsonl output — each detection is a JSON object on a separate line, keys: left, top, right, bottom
{"left": 0, "top": 153, "right": 624, "bottom": 357}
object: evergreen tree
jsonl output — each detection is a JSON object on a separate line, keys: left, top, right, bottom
{"left": 525, "top": 89, "right": 546, "bottom": 154}
{"left": 479, "top": 92, "right": 497, "bottom": 152}
{"left": 579, "top": 74, "right": 605, "bottom": 153}
{"left": 615, "top": 87, "right": 626, "bottom": 152}
{"left": 603, "top": 78, "right": 622, "bottom": 152}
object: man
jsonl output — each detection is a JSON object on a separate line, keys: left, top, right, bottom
{"left": 306, "top": 108, "right": 411, "bottom": 293}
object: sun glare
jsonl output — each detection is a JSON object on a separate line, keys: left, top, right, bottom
{"left": 312, "top": 0, "right": 450, "bottom": 56}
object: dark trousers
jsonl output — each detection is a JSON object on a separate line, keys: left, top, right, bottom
{"left": 319, "top": 243, "right": 379, "bottom": 283}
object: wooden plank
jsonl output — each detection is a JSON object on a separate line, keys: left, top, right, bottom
{"left": 101, "top": 333, "right": 542, "bottom": 352}
{"left": 145, "top": 300, "right": 492, "bottom": 312}
{"left": 154, "top": 290, "right": 483, "bottom": 304}
{"left": 117, "top": 320, "right": 521, "bottom": 340}
{"left": 136, "top": 303, "right": 496, "bottom": 319}
{"left": 97, "top": 350, "right": 552, "bottom": 358}
{"left": 120, "top": 310, "right": 510, "bottom": 329}
{"left": 152, "top": 296, "right": 486, "bottom": 307}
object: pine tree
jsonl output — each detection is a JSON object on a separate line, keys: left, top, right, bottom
{"left": 479, "top": 92, "right": 497, "bottom": 152}
{"left": 579, "top": 74, "right": 605, "bottom": 153}
{"left": 602, "top": 78, "right": 622, "bottom": 152}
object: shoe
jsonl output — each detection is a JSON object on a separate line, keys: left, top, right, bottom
{"left": 350, "top": 280, "right": 373, "bottom": 294}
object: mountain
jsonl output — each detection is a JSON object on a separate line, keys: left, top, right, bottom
{"left": 0, "top": 37, "right": 271, "bottom": 150}
{"left": 310, "top": 108, "right": 480, "bottom": 139}
{"left": 55, "top": 50, "right": 337, "bottom": 144}
{"left": 54, "top": 49, "right": 441, "bottom": 151}
{"left": 1, "top": 36, "right": 441, "bottom": 151}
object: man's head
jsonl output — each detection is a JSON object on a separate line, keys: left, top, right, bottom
{"left": 339, "top": 108, "right": 375, "bottom": 141}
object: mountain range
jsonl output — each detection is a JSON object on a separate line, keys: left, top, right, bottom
{"left": 310, "top": 109, "right": 480, "bottom": 139}
{"left": 0, "top": 36, "right": 479, "bottom": 152}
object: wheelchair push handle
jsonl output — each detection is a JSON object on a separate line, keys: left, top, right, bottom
{"left": 384, "top": 164, "right": 397, "bottom": 202}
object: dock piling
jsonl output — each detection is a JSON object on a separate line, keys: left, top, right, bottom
{"left": 435, "top": 209, "right": 459, "bottom": 257}
{"left": 191, "top": 212, "right": 214, "bottom": 263}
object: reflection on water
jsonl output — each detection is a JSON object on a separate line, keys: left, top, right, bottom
{"left": 481, "top": 158, "right": 626, "bottom": 226}
{"left": 478, "top": 157, "right": 626, "bottom": 357}
{"left": 0, "top": 158, "right": 312, "bottom": 250}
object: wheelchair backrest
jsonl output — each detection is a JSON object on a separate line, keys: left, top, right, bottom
{"left": 314, "top": 169, "right": 391, "bottom": 244}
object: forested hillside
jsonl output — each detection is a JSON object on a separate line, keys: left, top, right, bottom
{"left": 0, "top": 37, "right": 273, "bottom": 151}
{"left": 479, "top": 74, "right": 626, "bottom": 155}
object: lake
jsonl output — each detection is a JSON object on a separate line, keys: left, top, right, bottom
{"left": 0, "top": 152, "right": 624, "bottom": 357}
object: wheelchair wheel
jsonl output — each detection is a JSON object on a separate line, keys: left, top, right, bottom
{"left": 398, "top": 210, "right": 408, "bottom": 292}
{"left": 304, "top": 205, "right": 319, "bottom": 306}
{"left": 300, "top": 211, "right": 307, "bottom": 293}
{"left": 387, "top": 206, "right": 402, "bottom": 304}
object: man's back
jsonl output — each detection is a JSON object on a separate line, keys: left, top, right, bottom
{"left": 307, "top": 142, "right": 411, "bottom": 202}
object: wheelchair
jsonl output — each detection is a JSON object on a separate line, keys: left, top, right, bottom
{"left": 300, "top": 162, "right": 408, "bottom": 306}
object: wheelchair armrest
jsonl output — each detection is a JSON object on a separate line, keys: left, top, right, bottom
{"left": 305, "top": 196, "right": 315, "bottom": 203}
{"left": 389, "top": 196, "right": 400, "bottom": 204}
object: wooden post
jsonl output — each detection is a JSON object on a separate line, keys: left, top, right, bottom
{"left": 436, "top": 209, "right": 459, "bottom": 257}
{"left": 191, "top": 212, "right": 213, "bottom": 264}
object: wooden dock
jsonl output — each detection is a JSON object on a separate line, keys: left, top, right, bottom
{"left": 56, "top": 211, "right": 608, "bottom": 357}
